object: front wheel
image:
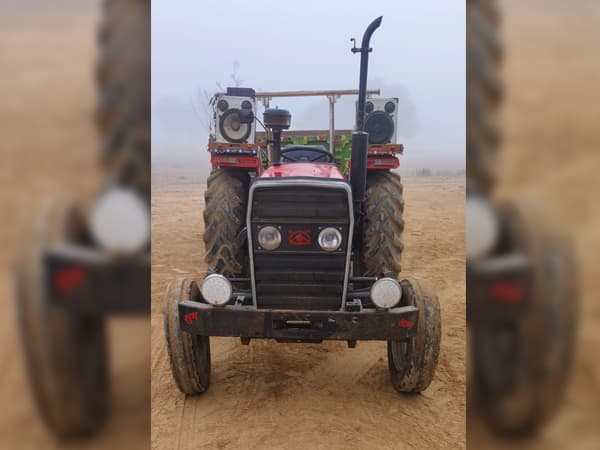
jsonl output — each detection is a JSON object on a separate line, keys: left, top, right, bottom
{"left": 164, "top": 278, "right": 211, "bottom": 395}
{"left": 15, "top": 201, "right": 108, "bottom": 437}
{"left": 388, "top": 277, "right": 441, "bottom": 393}
{"left": 473, "top": 199, "right": 578, "bottom": 435}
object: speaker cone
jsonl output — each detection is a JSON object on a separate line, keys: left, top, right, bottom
{"left": 219, "top": 108, "right": 252, "bottom": 143}
{"left": 365, "top": 110, "right": 394, "bottom": 144}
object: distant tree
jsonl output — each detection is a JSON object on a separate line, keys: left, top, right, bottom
{"left": 191, "top": 60, "right": 244, "bottom": 133}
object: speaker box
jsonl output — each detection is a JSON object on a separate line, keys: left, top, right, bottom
{"left": 214, "top": 93, "right": 256, "bottom": 144}
{"left": 363, "top": 97, "right": 398, "bottom": 144}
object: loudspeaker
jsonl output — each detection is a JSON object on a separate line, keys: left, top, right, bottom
{"left": 214, "top": 93, "right": 256, "bottom": 144}
{"left": 363, "top": 97, "right": 398, "bottom": 144}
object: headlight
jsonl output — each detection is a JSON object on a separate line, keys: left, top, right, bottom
{"left": 318, "top": 227, "right": 342, "bottom": 252}
{"left": 90, "top": 187, "right": 149, "bottom": 252}
{"left": 200, "top": 274, "right": 232, "bottom": 306}
{"left": 370, "top": 277, "right": 402, "bottom": 309}
{"left": 466, "top": 196, "right": 499, "bottom": 260}
{"left": 258, "top": 226, "right": 281, "bottom": 250}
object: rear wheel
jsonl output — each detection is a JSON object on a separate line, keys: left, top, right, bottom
{"left": 360, "top": 171, "right": 404, "bottom": 276}
{"left": 203, "top": 169, "right": 250, "bottom": 276}
{"left": 473, "top": 199, "right": 578, "bottom": 435}
{"left": 388, "top": 277, "right": 441, "bottom": 393}
{"left": 164, "top": 278, "right": 211, "bottom": 395}
{"left": 15, "top": 202, "right": 108, "bottom": 437}
{"left": 467, "top": 0, "right": 503, "bottom": 193}
{"left": 96, "top": 0, "right": 150, "bottom": 194}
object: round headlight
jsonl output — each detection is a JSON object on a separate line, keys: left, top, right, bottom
{"left": 200, "top": 274, "right": 232, "bottom": 306}
{"left": 384, "top": 101, "right": 396, "bottom": 113}
{"left": 466, "top": 196, "right": 499, "bottom": 260}
{"left": 365, "top": 101, "right": 374, "bottom": 113}
{"left": 318, "top": 227, "right": 342, "bottom": 252}
{"left": 258, "top": 226, "right": 281, "bottom": 250}
{"left": 90, "top": 187, "right": 149, "bottom": 252}
{"left": 371, "top": 277, "right": 402, "bottom": 309}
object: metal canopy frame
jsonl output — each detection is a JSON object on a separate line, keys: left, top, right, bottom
{"left": 254, "top": 89, "right": 380, "bottom": 153}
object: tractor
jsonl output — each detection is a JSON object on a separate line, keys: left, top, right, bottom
{"left": 164, "top": 17, "right": 441, "bottom": 395}
{"left": 467, "top": 0, "right": 578, "bottom": 436}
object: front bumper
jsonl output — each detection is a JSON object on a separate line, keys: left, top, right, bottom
{"left": 46, "top": 243, "right": 150, "bottom": 315}
{"left": 467, "top": 252, "right": 531, "bottom": 324}
{"left": 178, "top": 301, "right": 419, "bottom": 341}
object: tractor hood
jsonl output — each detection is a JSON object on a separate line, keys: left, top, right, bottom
{"left": 259, "top": 163, "right": 345, "bottom": 180}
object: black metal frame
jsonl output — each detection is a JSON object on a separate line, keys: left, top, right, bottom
{"left": 178, "top": 300, "right": 418, "bottom": 342}
{"left": 467, "top": 253, "right": 531, "bottom": 324}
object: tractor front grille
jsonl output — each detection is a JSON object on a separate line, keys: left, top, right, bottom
{"left": 249, "top": 181, "right": 352, "bottom": 310}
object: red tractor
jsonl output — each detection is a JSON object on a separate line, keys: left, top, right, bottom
{"left": 164, "top": 17, "right": 441, "bottom": 395}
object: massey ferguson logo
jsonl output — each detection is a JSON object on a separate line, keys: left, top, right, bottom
{"left": 288, "top": 230, "right": 312, "bottom": 246}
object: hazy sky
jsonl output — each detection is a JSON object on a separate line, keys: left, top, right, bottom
{"left": 152, "top": 0, "right": 465, "bottom": 174}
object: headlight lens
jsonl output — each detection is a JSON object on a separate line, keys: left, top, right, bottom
{"left": 200, "top": 274, "right": 232, "bottom": 306}
{"left": 370, "top": 277, "right": 402, "bottom": 309}
{"left": 258, "top": 226, "right": 282, "bottom": 250}
{"left": 90, "top": 187, "right": 149, "bottom": 252}
{"left": 318, "top": 227, "right": 342, "bottom": 252}
{"left": 466, "top": 196, "right": 499, "bottom": 260}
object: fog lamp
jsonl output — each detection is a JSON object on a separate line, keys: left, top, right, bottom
{"left": 370, "top": 277, "right": 402, "bottom": 309}
{"left": 200, "top": 274, "right": 232, "bottom": 306}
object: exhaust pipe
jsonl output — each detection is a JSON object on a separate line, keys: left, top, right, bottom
{"left": 350, "top": 16, "right": 383, "bottom": 209}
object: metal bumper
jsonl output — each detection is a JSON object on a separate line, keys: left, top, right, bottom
{"left": 46, "top": 243, "right": 150, "bottom": 315}
{"left": 467, "top": 252, "right": 531, "bottom": 324}
{"left": 178, "top": 300, "right": 419, "bottom": 341}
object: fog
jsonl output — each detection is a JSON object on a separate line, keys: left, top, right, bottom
{"left": 152, "top": 0, "right": 465, "bottom": 177}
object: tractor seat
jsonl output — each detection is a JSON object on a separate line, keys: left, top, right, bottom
{"left": 281, "top": 145, "right": 334, "bottom": 163}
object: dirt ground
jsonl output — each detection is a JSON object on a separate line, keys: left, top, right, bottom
{"left": 150, "top": 175, "right": 466, "bottom": 450}
{"left": 0, "top": 3, "right": 150, "bottom": 449}
{"left": 467, "top": 0, "right": 600, "bottom": 448}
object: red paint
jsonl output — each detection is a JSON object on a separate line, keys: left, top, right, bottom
{"left": 398, "top": 319, "right": 414, "bottom": 329}
{"left": 184, "top": 311, "right": 198, "bottom": 325}
{"left": 54, "top": 266, "right": 85, "bottom": 296}
{"left": 491, "top": 280, "right": 523, "bottom": 304}
{"left": 288, "top": 230, "right": 312, "bottom": 246}
{"left": 260, "top": 163, "right": 345, "bottom": 179}
{"left": 366, "top": 156, "right": 400, "bottom": 170}
{"left": 210, "top": 154, "right": 262, "bottom": 174}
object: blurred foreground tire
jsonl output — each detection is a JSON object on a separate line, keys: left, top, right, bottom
{"left": 15, "top": 202, "right": 108, "bottom": 438}
{"left": 467, "top": 0, "right": 503, "bottom": 193}
{"left": 473, "top": 199, "right": 578, "bottom": 435}
{"left": 96, "top": 0, "right": 150, "bottom": 193}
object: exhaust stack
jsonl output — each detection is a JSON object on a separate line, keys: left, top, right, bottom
{"left": 350, "top": 16, "right": 383, "bottom": 209}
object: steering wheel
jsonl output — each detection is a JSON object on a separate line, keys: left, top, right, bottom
{"left": 281, "top": 146, "right": 334, "bottom": 163}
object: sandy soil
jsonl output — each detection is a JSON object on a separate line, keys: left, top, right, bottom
{"left": 467, "top": 1, "right": 600, "bottom": 448}
{"left": 150, "top": 174, "right": 466, "bottom": 450}
{"left": 0, "top": 4, "right": 150, "bottom": 449}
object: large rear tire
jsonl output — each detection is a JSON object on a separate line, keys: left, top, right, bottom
{"left": 388, "top": 277, "right": 441, "bottom": 393}
{"left": 360, "top": 171, "right": 404, "bottom": 276}
{"left": 467, "top": 0, "right": 503, "bottom": 193}
{"left": 203, "top": 169, "right": 250, "bottom": 276}
{"left": 473, "top": 199, "right": 578, "bottom": 435}
{"left": 96, "top": 0, "right": 150, "bottom": 194}
{"left": 15, "top": 202, "right": 108, "bottom": 438}
{"left": 164, "top": 278, "right": 211, "bottom": 395}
